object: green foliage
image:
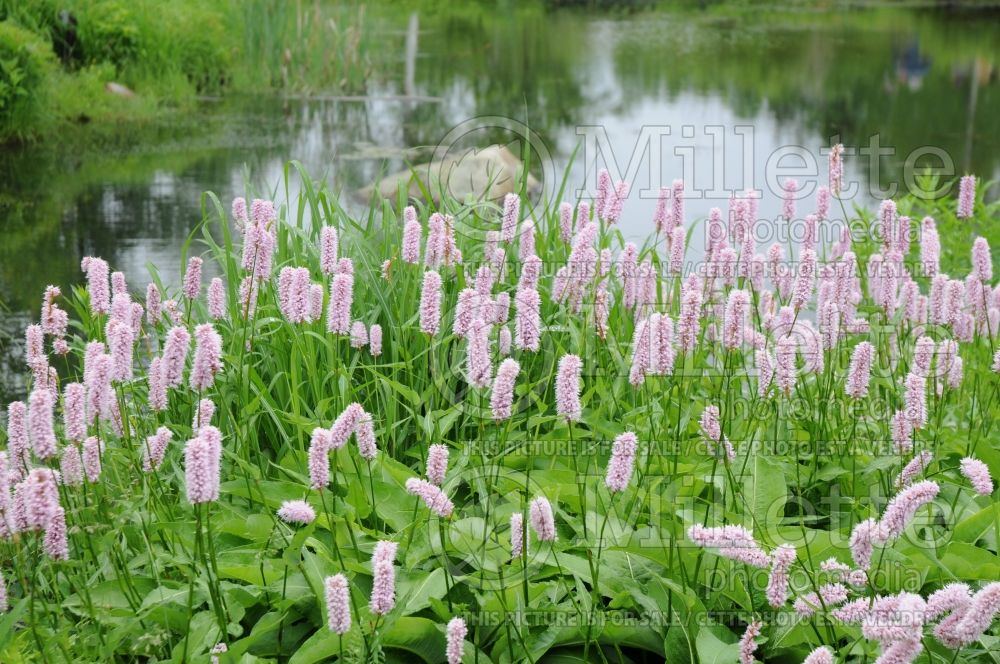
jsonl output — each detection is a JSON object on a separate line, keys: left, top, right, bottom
{"left": 2, "top": 161, "right": 1000, "bottom": 662}
{"left": 0, "top": 20, "right": 54, "bottom": 139}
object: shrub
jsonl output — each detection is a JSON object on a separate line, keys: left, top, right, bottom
{"left": 0, "top": 20, "right": 54, "bottom": 139}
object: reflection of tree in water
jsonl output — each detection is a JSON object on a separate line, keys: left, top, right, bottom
{"left": 611, "top": 8, "right": 1000, "bottom": 190}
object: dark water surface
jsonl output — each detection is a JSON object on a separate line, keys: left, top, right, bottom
{"left": 1, "top": 3, "right": 998, "bottom": 399}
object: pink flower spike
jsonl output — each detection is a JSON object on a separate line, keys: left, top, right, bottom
{"left": 326, "top": 273, "right": 354, "bottom": 335}
{"left": 844, "top": 342, "right": 874, "bottom": 399}
{"left": 402, "top": 209, "right": 422, "bottom": 264}
{"left": 554, "top": 354, "right": 583, "bottom": 422}
{"left": 208, "top": 278, "right": 226, "bottom": 319}
{"left": 896, "top": 451, "right": 932, "bottom": 488}
{"left": 182, "top": 257, "right": 203, "bottom": 300}
{"left": 529, "top": 496, "right": 556, "bottom": 542}
{"left": 161, "top": 326, "right": 191, "bottom": 389}
{"left": 957, "top": 174, "right": 976, "bottom": 219}
{"left": 320, "top": 226, "right": 339, "bottom": 274}
{"left": 369, "top": 324, "right": 383, "bottom": 357}
{"left": 325, "top": 574, "right": 352, "bottom": 634}
{"left": 62, "top": 383, "right": 86, "bottom": 443}
{"left": 605, "top": 432, "right": 638, "bottom": 493}
{"left": 766, "top": 544, "right": 796, "bottom": 608}
{"left": 308, "top": 427, "right": 332, "bottom": 489}
{"left": 501, "top": 193, "right": 520, "bottom": 242}
{"left": 81, "top": 256, "right": 110, "bottom": 315}
{"left": 43, "top": 505, "right": 69, "bottom": 560}
{"left": 190, "top": 324, "right": 223, "bottom": 391}
{"left": 514, "top": 287, "right": 541, "bottom": 352}
{"left": 738, "top": 620, "right": 762, "bottom": 664}
{"left": 28, "top": 387, "right": 57, "bottom": 460}
{"left": 350, "top": 321, "right": 368, "bottom": 349}
{"left": 687, "top": 524, "right": 770, "bottom": 568}
{"left": 192, "top": 398, "right": 215, "bottom": 430}
{"left": 426, "top": 444, "right": 449, "bottom": 486}
{"left": 960, "top": 457, "right": 993, "bottom": 496}
{"left": 142, "top": 426, "right": 173, "bottom": 472}
{"left": 803, "top": 646, "right": 834, "bottom": 664}
{"left": 405, "top": 477, "right": 454, "bottom": 517}
{"left": 184, "top": 426, "right": 222, "bottom": 504}
{"left": 82, "top": 436, "right": 102, "bottom": 483}
{"left": 510, "top": 512, "right": 525, "bottom": 558}
{"left": 446, "top": 617, "right": 467, "bottom": 664}
{"left": 490, "top": 358, "right": 520, "bottom": 421}
{"left": 419, "top": 271, "right": 443, "bottom": 336}
{"left": 277, "top": 500, "right": 316, "bottom": 525}
{"left": 782, "top": 178, "right": 798, "bottom": 220}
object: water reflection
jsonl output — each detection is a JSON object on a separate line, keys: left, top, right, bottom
{"left": 0, "top": 4, "right": 997, "bottom": 400}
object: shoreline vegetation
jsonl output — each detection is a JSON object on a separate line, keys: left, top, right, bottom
{"left": 0, "top": 154, "right": 999, "bottom": 661}
{"left": 1, "top": 1, "right": 997, "bottom": 144}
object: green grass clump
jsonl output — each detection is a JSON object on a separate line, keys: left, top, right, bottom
{"left": 0, "top": 20, "right": 55, "bottom": 140}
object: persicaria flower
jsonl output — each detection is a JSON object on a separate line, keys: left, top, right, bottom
{"left": 723, "top": 289, "right": 750, "bottom": 349}
{"left": 419, "top": 271, "right": 442, "bottom": 336}
{"left": 878, "top": 480, "right": 939, "bottom": 541}
{"left": 405, "top": 478, "right": 454, "bottom": 518}
{"left": 148, "top": 357, "right": 167, "bottom": 411}
{"left": 277, "top": 500, "right": 316, "bottom": 525}
{"left": 972, "top": 237, "right": 992, "bottom": 282}
{"left": 803, "top": 646, "right": 834, "bottom": 664}
{"left": 500, "top": 193, "right": 520, "bottom": 242}
{"left": 446, "top": 617, "right": 467, "bottom": 664}
{"left": 60, "top": 444, "right": 83, "bottom": 486}
{"left": 794, "top": 583, "right": 849, "bottom": 618}
{"left": 465, "top": 317, "right": 492, "bottom": 389}
{"left": 350, "top": 321, "right": 368, "bottom": 348}
{"left": 510, "top": 512, "right": 525, "bottom": 558}
{"left": 208, "top": 278, "right": 226, "bottom": 319}
{"left": 688, "top": 524, "right": 770, "bottom": 568}
{"left": 844, "top": 342, "right": 874, "bottom": 398}
{"left": 829, "top": 143, "right": 844, "bottom": 194}
{"left": 738, "top": 620, "right": 762, "bottom": 664}
{"left": 960, "top": 457, "right": 993, "bottom": 496}
{"left": 184, "top": 425, "right": 222, "bottom": 504}
{"left": 62, "top": 382, "right": 86, "bottom": 442}
{"left": 161, "top": 326, "right": 191, "bottom": 389}
{"left": 326, "top": 273, "right": 354, "bottom": 335}
{"left": 514, "top": 287, "right": 541, "bottom": 352}
{"left": 182, "top": 257, "right": 203, "bottom": 299}
{"left": 21, "top": 467, "right": 61, "bottom": 530}
{"left": 782, "top": 179, "right": 798, "bottom": 220}
{"left": 308, "top": 427, "right": 333, "bottom": 488}
{"left": 604, "top": 180, "right": 628, "bottom": 224}
{"left": 490, "top": 358, "right": 520, "bottom": 421}
{"left": 325, "top": 574, "right": 352, "bottom": 634}
{"left": 81, "top": 256, "right": 110, "bottom": 315}
{"left": 957, "top": 174, "right": 976, "bottom": 219}
{"left": 190, "top": 324, "right": 223, "bottom": 390}
{"left": 320, "top": 226, "right": 339, "bottom": 274}
{"left": 766, "top": 544, "right": 796, "bottom": 607}
{"left": 402, "top": 208, "right": 422, "bottom": 264}
{"left": 43, "top": 505, "right": 69, "bottom": 560}
{"left": 595, "top": 169, "right": 611, "bottom": 219}
{"left": 28, "top": 387, "right": 57, "bottom": 460}
{"left": 142, "top": 426, "right": 173, "bottom": 472}
{"left": 605, "top": 432, "right": 638, "bottom": 493}
{"left": 369, "top": 324, "right": 382, "bottom": 357}
{"left": 529, "top": 496, "right": 556, "bottom": 542}
{"left": 82, "top": 436, "right": 101, "bottom": 483}
{"left": 107, "top": 318, "right": 134, "bottom": 382}
{"left": 559, "top": 202, "right": 574, "bottom": 242}
{"left": 192, "top": 398, "right": 215, "bottom": 430}
{"left": 369, "top": 541, "right": 397, "bottom": 615}
{"left": 896, "top": 451, "right": 932, "bottom": 488}
{"left": 554, "top": 354, "right": 583, "bottom": 422}
{"left": 426, "top": 444, "right": 449, "bottom": 485}
{"left": 903, "top": 372, "right": 927, "bottom": 429}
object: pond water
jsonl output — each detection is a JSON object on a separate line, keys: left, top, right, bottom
{"left": 1, "top": 3, "right": 999, "bottom": 399}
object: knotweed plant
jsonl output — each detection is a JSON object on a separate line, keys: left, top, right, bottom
{"left": 1, "top": 153, "right": 999, "bottom": 663}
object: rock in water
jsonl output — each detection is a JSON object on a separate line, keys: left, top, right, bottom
{"left": 104, "top": 82, "right": 135, "bottom": 98}
{"left": 359, "top": 144, "right": 541, "bottom": 204}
